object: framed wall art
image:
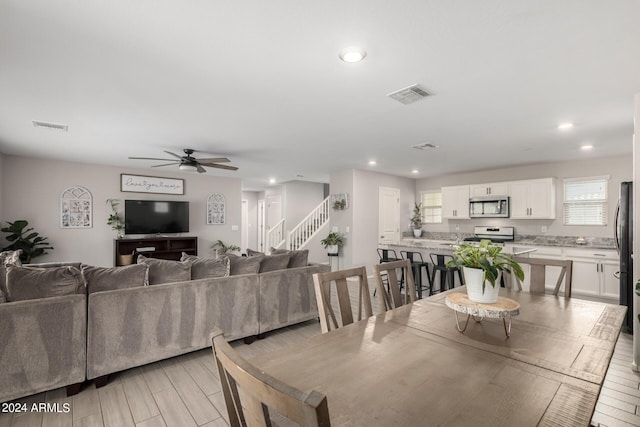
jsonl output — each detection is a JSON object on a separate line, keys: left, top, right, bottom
{"left": 120, "top": 174, "right": 185, "bottom": 195}
{"left": 60, "top": 186, "right": 93, "bottom": 228}
{"left": 207, "top": 193, "right": 226, "bottom": 224}
{"left": 331, "top": 193, "right": 349, "bottom": 210}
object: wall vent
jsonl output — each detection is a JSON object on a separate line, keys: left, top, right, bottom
{"left": 412, "top": 143, "right": 439, "bottom": 150}
{"left": 387, "top": 84, "right": 430, "bottom": 105}
{"left": 32, "top": 120, "right": 68, "bottom": 132}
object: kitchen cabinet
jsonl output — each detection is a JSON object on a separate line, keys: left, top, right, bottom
{"left": 441, "top": 185, "right": 470, "bottom": 219}
{"left": 469, "top": 182, "right": 509, "bottom": 197}
{"left": 509, "top": 178, "right": 556, "bottom": 219}
{"left": 564, "top": 248, "right": 619, "bottom": 302}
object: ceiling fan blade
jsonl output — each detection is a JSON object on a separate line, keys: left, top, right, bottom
{"left": 164, "top": 151, "right": 183, "bottom": 159}
{"left": 202, "top": 163, "right": 239, "bottom": 171}
{"left": 129, "top": 156, "right": 177, "bottom": 161}
{"left": 151, "top": 162, "right": 180, "bottom": 168}
{"left": 196, "top": 157, "right": 231, "bottom": 163}
{"left": 196, "top": 164, "right": 207, "bottom": 173}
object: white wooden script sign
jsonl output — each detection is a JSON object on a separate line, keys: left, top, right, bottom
{"left": 120, "top": 174, "right": 185, "bottom": 195}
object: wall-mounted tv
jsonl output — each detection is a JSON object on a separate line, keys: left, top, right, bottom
{"left": 125, "top": 200, "right": 189, "bottom": 235}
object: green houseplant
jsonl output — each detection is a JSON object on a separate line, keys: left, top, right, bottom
{"left": 448, "top": 239, "right": 524, "bottom": 303}
{"left": 410, "top": 202, "right": 423, "bottom": 237}
{"left": 211, "top": 240, "right": 241, "bottom": 256}
{"left": 320, "top": 231, "right": 344, "bottom": 255}
{"left": 106, "top": 199, "right": 125, "bottom": 239}
{"left": 1, "top": 220, "right": 53, "bottom": 263}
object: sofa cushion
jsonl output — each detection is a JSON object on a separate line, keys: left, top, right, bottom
{"left": 270, "top": 248, "right": 309, "bottom": 268}
{"left": 83, "top": 264, "right": 149, "bottom": 294}
{"left": 137, "top": 255, "right": 192, "bottom": 285}
{"left": 5, "top": 265, "right": 84, "bottom": 302}
{"left": 246, "top": 248, "right": 264, "bottom": 257}
{"left": 0, "top": 250, "right": 22, "bottom": 303}
{"left": 259, "top": 253, "right": 292, "bottom": 273}
{"left": 226, "top": 253, "right": 263, "bottom": 275}
{"left": 181, "top": 253, "right": 230, "bottom": 279}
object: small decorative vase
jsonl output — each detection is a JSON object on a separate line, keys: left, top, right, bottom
{"left": 463, "top": 267, "right": 500, "bottom": 303}
{"left": 327, "top": 245, "right": 339, "bottom": 255}
{"left": 412, "top": 228, "right": 423, "bottom": 238}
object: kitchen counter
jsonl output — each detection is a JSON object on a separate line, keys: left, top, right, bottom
{"left": 394, "top": 235, "right": 616, "bottom": 251}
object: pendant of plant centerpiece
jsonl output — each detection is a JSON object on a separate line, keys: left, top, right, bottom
{"left": 448, "top": 240, "right": 524, "bottom": 304}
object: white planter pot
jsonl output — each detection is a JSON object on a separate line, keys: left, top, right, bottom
{"left": 463, "top": 267, "right": 500, "bottom": 303}
{"left": 327, "top": 245, "right": 339, "bottom": 255}
{"left": 412, "top": 228, "right": 423, "bottom": 237}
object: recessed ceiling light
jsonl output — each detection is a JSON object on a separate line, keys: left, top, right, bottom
{"left": 581, "top": 144, "right": 593, "bottom": 151}
{"left": 339, "top": 47, "right": 367, "bottom": 63}
{"left": 558, "top": 122, "right": 574, "bottom": 130}
{"left": 269, "top": 178, "right": 276, "bottom": 184}
{"left": 368, "top": 160, "right": 377, "bottom": 165}
{"left": 411, "top": 169, "right": 419, "bottom": 174}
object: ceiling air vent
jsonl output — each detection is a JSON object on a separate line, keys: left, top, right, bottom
{"left": 412, "top": 143, "right": 439, "bottom": 150}
{"left": 387, "top": 84, "right": 430, "bottom": 105}
{"left": 32, "top": 120, "right": 68, "bottom": 132}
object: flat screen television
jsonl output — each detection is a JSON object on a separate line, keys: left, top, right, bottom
{"left": 124, "top": 200, "right": 189, "bottom": 235}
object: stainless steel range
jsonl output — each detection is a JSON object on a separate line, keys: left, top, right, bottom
{"left": 463, "top": 226, "right": 515, "bottom": 244}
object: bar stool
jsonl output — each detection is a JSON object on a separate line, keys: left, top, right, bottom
{"left": 375, "top": 248, "right": 403, "bottom": 296}
{"left": 429, "top": 254, "right": 464, "bottom": 294}
{"left": 400, "top": 251, "right": 432, "bottom": 299}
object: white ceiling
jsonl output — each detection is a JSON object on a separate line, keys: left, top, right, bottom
{"left": 1, "top": 0, "right": 639, "bottom": 190}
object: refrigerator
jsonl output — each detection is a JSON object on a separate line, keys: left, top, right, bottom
{"left": 616, "top": 181, "right": 633, "bottom": 332}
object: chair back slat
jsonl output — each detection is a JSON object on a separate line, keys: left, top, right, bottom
{"left": 373, "top": 259, "right": 416, "bottom": 312}
{"left": 313, "top": 267, "right": 373, "bottom": 333}
{"left": 211, "top": 330, "right": 331, "bottom": 427}
{"left": 511, "top": 256, "right": 573, "bottom": 297}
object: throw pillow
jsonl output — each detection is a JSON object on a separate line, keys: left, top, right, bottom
{"left": 0, "top": 250, "right": 22, "bottom": 303}
{"left": 5, "top": 265, "right": 84, "bottom": 302}
{"left": 270, "top": 248, "right": 309, "bottom": 268}
{"left": 225, "top": 253, "right": 263, "bottom": 275}
{"left": 137, "top": 255, "right": 192, "bottom": 285}
{"left": 82, "top": 264, "right": 149, "bottom": 294}
{"left": 259, "top": 253, "right": 292, "bottom": 273}
{"left": 181, "top": 253, "right": 230, "bottom": 279}
{"left": 246, "top": 248, "right": 264, "bottom": 257}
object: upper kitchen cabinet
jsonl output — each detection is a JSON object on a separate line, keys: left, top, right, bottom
{"left": 469, "top": 182, "right": 509, "bottom": 197}
{"left": 509, "top": 178, "right": 556, "bottom": 219}
{"left": 442, "top": 185, "right": 470, "bottom": 219}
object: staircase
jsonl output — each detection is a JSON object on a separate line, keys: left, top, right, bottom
{"left": 267, "top": 218, "right": 286, "bottom": 250}
{"left": 288, "top": 196, "right": 330, "bottom": 250}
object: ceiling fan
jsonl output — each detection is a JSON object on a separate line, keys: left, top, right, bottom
{"left": 129, "top": 148, "right": 238, "bottom": 173}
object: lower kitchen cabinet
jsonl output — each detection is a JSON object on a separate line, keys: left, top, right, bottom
{"left": 561, "top": 248, "right": 619, "bottom": 302}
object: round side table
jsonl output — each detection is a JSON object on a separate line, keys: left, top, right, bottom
{"left": 445, "top": 293, "right": 520, "bottom": 338}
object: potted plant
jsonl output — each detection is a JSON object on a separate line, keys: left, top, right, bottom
{"left": 320, "top": 231, "right": 344, "bottom": 255}
{"left": 410, "top": 202, "right": 423, "bottom": 237}
{"left": 106, "top": 199, "right": 125, "bottom": 239}
{"left": 211, "top": 240, "right": 241, "bottom": 256}
{"left": 1, "top": 220, "right": 53, "bottom": 263}
{"left": 447, "top": 239, "right": 524, "bottom": 303}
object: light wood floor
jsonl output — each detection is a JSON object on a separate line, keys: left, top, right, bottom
{"left": 1, "top": 291, "right": 638, "bottom": 427}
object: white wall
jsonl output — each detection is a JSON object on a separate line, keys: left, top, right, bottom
{"left": 1, "top": 155, "right": 242, "bottom": 266}
{"left": 416, "top": 156, "right": 632, "bottom": 239}
{"left": 283, "top": 181, "right": 325, "bottom": 228}
{"left": 0, "top": 153, "right": 4, "bottom": 222}
{"left": 241, "top": 191, "right": 259, "bottom": 252}
{"left": 328, "top": 169, "right": 354, "bottom": 269}
{"left": 633, "top": 93, "right": 639, "bottom": 370}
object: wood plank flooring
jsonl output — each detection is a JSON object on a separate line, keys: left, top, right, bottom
{"left": 1, "top": 287, "right": 638, "bottom": 426}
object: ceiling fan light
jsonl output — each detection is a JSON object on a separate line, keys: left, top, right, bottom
{"left": 179, "top": 164, "right": 198, "bottom": 172}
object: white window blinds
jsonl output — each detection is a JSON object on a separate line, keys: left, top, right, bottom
{"left": 421, "top": 191, "right": 442, "bottom": 224}
{"left": 563, "top": 177, "right": 608, "bottom": 226}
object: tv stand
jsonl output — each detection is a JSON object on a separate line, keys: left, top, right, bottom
{"left": 114, "top": 236, "right": 197, "bottom": 266}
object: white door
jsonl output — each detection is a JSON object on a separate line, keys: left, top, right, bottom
{"left": 257, "top": 200, "right": 265, "bottom": 252}
{"left": 378, "top": 187, "right": 400, "bottom": 244}
{"left": 266, "top": 195, "right": 282, "bottom": 230}
{"left": 241, "top": 200, "right": 249, "bottom": 252}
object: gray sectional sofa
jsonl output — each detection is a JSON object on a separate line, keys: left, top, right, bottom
{"left": 0, "top": 251, "right": 329, "bottom": 402}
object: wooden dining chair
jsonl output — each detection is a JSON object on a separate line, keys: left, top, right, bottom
{"left": 511, "top": 256, "right": 573, "bottom": 297}
{"left": 373, "top": 259, "right": 416, "bottom": 312}
{"left": 211, "top": 329, "right": 331, "bottom": 427}
{"left": 313, "top": 267, "right": 373, "bottom": 333}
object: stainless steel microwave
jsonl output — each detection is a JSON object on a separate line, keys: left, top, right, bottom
{"left": 469, "top": 196, "right": 510, "bottom": 218}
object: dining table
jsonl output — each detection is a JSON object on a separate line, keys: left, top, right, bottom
{"left": 251, "top": 287, "right": 627, "bottom": 427}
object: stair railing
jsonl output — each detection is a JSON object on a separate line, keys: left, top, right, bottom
{"left": 267, "top": 218, "right": 286, "bottom": 251}
{"left": 288, "top": 196, "right": 330, "bottom": 250}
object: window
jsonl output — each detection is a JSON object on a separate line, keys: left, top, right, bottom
{"left": 563, "top": 177, "right": 608, "bottom": 226}
{"left": 421, "top": 191, "right": 442, "bottom": 224}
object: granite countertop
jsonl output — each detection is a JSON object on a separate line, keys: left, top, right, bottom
{"left": 389, "top": 234, "right": 616, "bottom": 251}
